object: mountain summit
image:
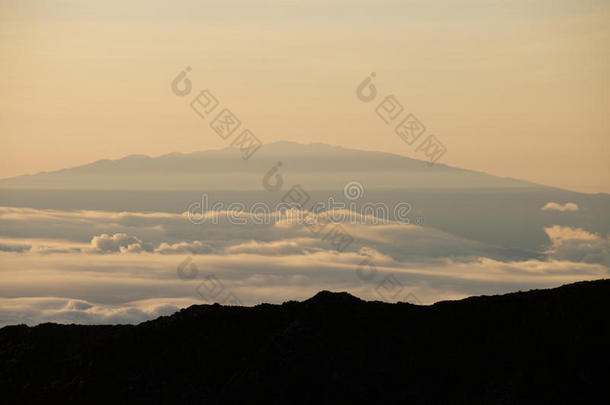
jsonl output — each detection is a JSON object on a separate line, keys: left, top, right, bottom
{"left": 0, "top": 141, "right": 539, "bottom": 190}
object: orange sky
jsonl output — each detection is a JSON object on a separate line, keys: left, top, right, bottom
{"left": 1, "top": 0, "right": 608, "bottom": 193}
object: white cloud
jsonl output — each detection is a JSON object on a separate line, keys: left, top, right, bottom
{"left": 87, "top": 233, "right": 153, "bottom": 253}
{"left": 0, "top": 296, "right": 185, "bottom": 326}
{"left": 0, "top": 206, "right": 540, "bottom": 261}
{"left": 1, "top": 245, "right": 607, "bottom": 326}
{"left": 545, "top": 226, "right": 610, "bottom": 266}
{"left": 154, "top": 241, "right": 214, "bottom": 254}
{"left": 541, "top": 202, "right": 579, "bottom": 212}
{"left": 0, "top": 207, "right": 608, "bottom": 326}
{"left": 545, "top": 225, "right": 599, "bottom": 243}
{"left": 225, "top": 238, "right": 322, "bottom": 255}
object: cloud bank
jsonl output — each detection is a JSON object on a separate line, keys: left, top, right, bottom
{"left": 0, "top": 206, "right": 608, "bottom": 326}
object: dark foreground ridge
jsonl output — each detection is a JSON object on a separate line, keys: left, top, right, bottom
{"left": 2, "top": 280, "right": 609, "bottom": 404}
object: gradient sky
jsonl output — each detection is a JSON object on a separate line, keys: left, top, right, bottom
{"left": 1, "top": 0, "right": 609, "bottom": 193}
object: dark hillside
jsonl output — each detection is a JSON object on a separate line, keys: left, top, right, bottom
{"left": 1, "top": 280, "right": 609, "bottom": 404}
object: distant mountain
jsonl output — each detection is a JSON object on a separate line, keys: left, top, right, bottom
{"left": 1, "top": 142, "right": 608, "bottom": 251}
{"left": 1, "top": 279, "right": 609, "bottom": 403}
{"left": 0, "top": 141, "right": 544, "bottom": 190}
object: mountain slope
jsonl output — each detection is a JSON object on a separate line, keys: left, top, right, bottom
{"left": 1, "top": 279, "right": 609, "bottom": 404}
{"left": 0, "top": 141, "right": 543, "bottom": 190}
{"left": 1, "top": 141, "right": 608, "bottom": 255}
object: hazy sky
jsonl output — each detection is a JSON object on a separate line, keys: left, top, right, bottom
{"left": 1, "top": 0, "right": 609, "bottom": 193}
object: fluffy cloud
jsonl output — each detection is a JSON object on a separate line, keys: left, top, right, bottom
{"left": 0, "top": 207, "right": 541, "bottom": 261}
{"left": 541, "top": 202, "right": 579, "bottom": 212}
{"left": 1, "top": 207, "right": 608, "bottom": 326}
{"left": 0, "top": 297, "right": 184, "bottom": 326}
{"left": 545, "top": 226, "right": 599, "bottom": 243}
{"left": 88, "top": 233, "right": 153, "bottom": 253}
{"left": 154, "top": 241, "right": 214, "bottom": 254}
{"left": 545, "top": 226, "right": 610, "bottom": 266}
{"left": 0, "top": 248, "right": 607, "bottom": 327}
{"left": 225, "top": 238, "right": 324, "bottom": 255}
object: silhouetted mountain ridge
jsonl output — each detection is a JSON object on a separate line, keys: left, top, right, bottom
{"left": 1, "top": 279, "right": 609, "bottom": 403}
{"left": 304, "top": 290, "right": 363, "bottom": 305}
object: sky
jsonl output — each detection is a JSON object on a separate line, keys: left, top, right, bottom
{"left": 1, "top": 0, "right": 609, "bottom": 193}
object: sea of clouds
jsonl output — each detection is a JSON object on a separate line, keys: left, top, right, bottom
{"left": 0, "top": 206, "right": 608, "bottom": 326}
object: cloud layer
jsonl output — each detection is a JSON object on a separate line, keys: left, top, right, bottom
{"left": 1, "top": 206, "right": 608, "bottom": 326}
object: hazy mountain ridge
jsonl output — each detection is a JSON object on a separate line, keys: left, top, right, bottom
{"left": 1, "top": 279, "right": 609, "bottom": 403}
{"left": 1, "top": 142, "right": 608, "bottom": 252}
{"left": 0, "top": 142, "right": 546, "bottom": 191}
